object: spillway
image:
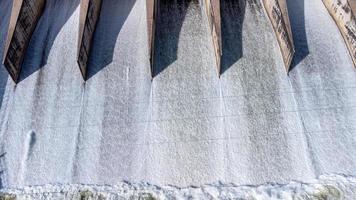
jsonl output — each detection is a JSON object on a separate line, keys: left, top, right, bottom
{"left": 287, "top": 0, "right": 356, "bottom": 176}
{"left": 0, "top": 0, "right": 356, "bottom": 199}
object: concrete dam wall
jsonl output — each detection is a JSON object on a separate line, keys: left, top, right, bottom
{"left": 0, "top": 0, "right": 356, "bottom": 198}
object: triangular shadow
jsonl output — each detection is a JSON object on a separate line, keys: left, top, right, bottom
{"left": 152, "top": 0, "right": 192, "bottom": 77}
{"left": 19, "top": 0, "right": 80, "bottom": 82}
{"left": 86, "top": 0, "right": 137, "bottom": 80}
{"left": 220, "top": 0, "right": 246, "bottom": 75}
{"left": 286, "top": 0, "right": 309, "bottom": 71}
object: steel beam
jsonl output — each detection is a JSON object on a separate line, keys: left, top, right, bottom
{"left": 263, "top": 0, "right": 294, "bottom": 72}
{"left": 77, "top": 0, "right": 102, "bottom": 80}
{"left": 3, "top": 0, "right": 46, "bottom": 83}
{"left": 322, "top": 0, "right": 356, "bottom": 68}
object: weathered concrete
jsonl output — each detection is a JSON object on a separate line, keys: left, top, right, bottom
{"left": 77, "top": 0, "right": 102, "bottom": 79}
{"left": 262, "top": 0, "right": 294, "bottom": 71}
{"left": 202, "top": 0, "right": 221, "bottom": 75}
{"left": 2, "top": 0, "right": 45, "bottom": 82}
{"left": 322, "top": 0, "right": 356, "bottom": 68}
{"left": 147, "top": 0, "right": 157, "bottom": 76}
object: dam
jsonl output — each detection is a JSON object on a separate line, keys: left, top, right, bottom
{"left": 0, "top": 0, "right": 356, "bottom": 199}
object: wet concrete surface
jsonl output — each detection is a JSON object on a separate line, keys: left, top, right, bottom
{"left": 0, "top": 0, "right": 355, "bottom": 188}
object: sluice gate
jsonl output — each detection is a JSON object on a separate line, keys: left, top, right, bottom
{"left": 3, "top": 0, "right": 45, "bottom": 82}
{"left": 2, "top": 0, "right": 356, "bottom": 82}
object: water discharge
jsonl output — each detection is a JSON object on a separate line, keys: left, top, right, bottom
{"left": 0, "top": 0, "right": 356, "bottom": 198}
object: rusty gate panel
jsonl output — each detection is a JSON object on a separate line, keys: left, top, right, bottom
{"left": 77, "top": 0, "right": 102, "bottom": 80}
{"left": 3, "top": 0, "right": 46, "bottom": 82}
{"left": 263, "top": 0, "right": 294, "bottom": 72}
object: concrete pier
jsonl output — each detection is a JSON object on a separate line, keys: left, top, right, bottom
{"left": 3, "top": 0, "right": 46, "bottom": 82}
{"left": 322, "top": 0, "right": 356, "bottom": 68}
{"left": 147, "top": 0, "right": 157, "bottom": 76}
{"left": 77, "top": 0, "right": 102, "bottom": 80}
{"left": 202, "top": 0, "right": 221, "bottom": 75}
{"left": 262, "top": 0, "right": 294, "bottom": 71}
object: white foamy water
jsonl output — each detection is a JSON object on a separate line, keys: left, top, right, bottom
{"left": 0, "top": 0, "right": 356, "bottom": 198}
{"left": 1, "top": 174, "right": 356, "bottom": 199}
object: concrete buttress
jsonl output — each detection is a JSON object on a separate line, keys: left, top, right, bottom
{"left": 202, "top": 0, "right": 222, "bottom": 75}
{"left": 3, "top": 0, "right": 46, "bottom": 82}
{"left": 77, "top": 0, "right": 102, "bottom": 80}
{"left": 322, "top": 0, "right": 356, "bottom": 68}
{"left": 147, "top": 0, "right": 157, "bottom": 77}
{"left": 262, "top": 0, "right": 295, "bottom": 72}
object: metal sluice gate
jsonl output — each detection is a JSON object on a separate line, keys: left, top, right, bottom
{"left": 2, "top": 0, "right": 355, "bottom": 83}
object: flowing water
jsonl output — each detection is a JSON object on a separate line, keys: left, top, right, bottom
{"left": 0, "top": 0, "right": 356, "bottom": 198}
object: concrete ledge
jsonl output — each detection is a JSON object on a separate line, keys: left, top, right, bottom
{"left": 77, "top": 0, "right": 102, "bottom": 80}
{"left": 322, "top": 0, "right": 356, "bottom": 68}
{"left": 202, "top": 0, "right": 221, "bottom": 75}
{"left": 3, "top": 0, "right": 46, "bottom": 82}
{"left": 262, "top": 0, "right": 294, "bottom": 72}
{"left": 147, "top": 0, "right": 157, "bottom": 77}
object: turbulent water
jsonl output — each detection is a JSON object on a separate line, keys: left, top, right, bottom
{"left": 0, "top": 0, "right": 356, "bottom": 198}
{"left": 0, "top": 174, "right": 355, "bottom": 199}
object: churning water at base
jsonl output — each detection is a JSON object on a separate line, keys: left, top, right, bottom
{"left": 0, "top": 0, "right": 356, "bottom": 198}
{"left": 1, "top": 174, "right": 356, "bottom": 199}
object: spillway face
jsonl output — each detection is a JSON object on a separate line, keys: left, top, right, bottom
{"left": 217, "top": 0, "right": 314, "bottom": 183}
{"left": 3, "top": 0, "right": 45, "bottom": 82}
{"left": 287, "top": 0, "right": 356, "bottom": 177}
{"left": 0, "top": 0, "right": 356, "bottom": 198}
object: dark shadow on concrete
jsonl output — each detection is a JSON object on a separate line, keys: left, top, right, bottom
{"left": 18, "top": 0, "right": 79, "bottom": 82}
{"left": 0, "top": 170, "right": 4, "bottom": 189}
{"left": 0, "top": 1, "right": 13, "bottom": 106}
{"left": 286, "top": 0, "right": 309, "bottom": 71}
{"left": 220, "top": 0, "right": 246, "bottom": 74}
{"left": 0, "top": 146, "right": 6, "bottom": 189}
{"left": 152, "top": 0, "right": 191, "bottom": 77}
{"left": 0, "top": 168, "right": 6, "bottom": 189}
{"left": 86, "top": 0, "right": 136, "bottom": 80}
